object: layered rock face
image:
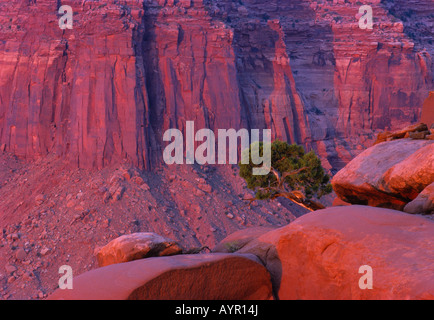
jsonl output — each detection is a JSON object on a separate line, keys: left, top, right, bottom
{"left": 421, "top": 92, "right": 434, "bottom": 126}
{"left": 0, "top": 0, "right": 432, "bottom": 171}
{"left": 209, "top": 0, "right": 433, "bottom": 171}
{"left": 0, "top": 0, "right": 151, "bottom": 168}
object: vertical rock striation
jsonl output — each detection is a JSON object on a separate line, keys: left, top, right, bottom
{"left": 0, "top": 0, "right": 432, "bottom": 171}
{"left": 0, "top": 0, "right": 151, "bottom": 169}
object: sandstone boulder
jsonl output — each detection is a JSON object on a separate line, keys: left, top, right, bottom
{"left": 212, "top": 227, "right": 276, "bottom": 253}
{"left": 404, "top": 182, "right": 434, "bottom": 215}
{"left": 96, "top": 233, "right": 183, "bottom": 267}
{"left": 381, "top": 143, "right": 434, "bottom": 200}
{"left": 237, "top": 206, "right": 434, "bottom": 300}
{"left": 49, "top": 253, "right": 273, "bottom": 300}
{"left": 332, "top": 139, "right": 434, "bottom": 209}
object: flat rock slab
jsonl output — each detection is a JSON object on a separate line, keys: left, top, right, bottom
{"left": 238, "top": 206, "right": 434, "bottom": 300}
{"left": 49, "top": 253, "right": 273, "bottom": 300}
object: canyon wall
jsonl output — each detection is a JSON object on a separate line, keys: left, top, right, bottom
{"left": 0, "top": 0, "right": 432, "bottom": 172}
{"left": 0, "top": 0, "right": 151, "bottom": 168}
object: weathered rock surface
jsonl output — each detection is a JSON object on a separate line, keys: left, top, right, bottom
{"left": 96, "top": 233, "right": 183, "bottom": 267}
{"left": 212, "top": 227, "right": 275, "bottom": 253}
{"left": 374, "top": 123, "right": 430, "bottom": 145}
{"left": 0, "top": 148, "right": 309, "bottom": 300}
{"left": 49, "top": 253, "right": 273, "bottom": 300}
{"left": 404, "top": 182, "right": 434, "bottom": 215}
{"left": 0, "top": 0, "right": 432, "bottom": 172}
{"left": 211, "top": 0, "right": 434, "bottom": 172}
{"left": 421, "top": 92, "right": 434, "bottom": 127}
{"left": 332, "top": 197, "right": 351, "bottom": 207}
{"left": 237, "top": 206, "right": 434, "bottom": 300}
{"left": 332, "top": 139, "right": 434, "bottom": 209}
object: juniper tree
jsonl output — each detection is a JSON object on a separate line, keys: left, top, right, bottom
{"left": 239, "top": 140, "right": 332, "bottom": 211}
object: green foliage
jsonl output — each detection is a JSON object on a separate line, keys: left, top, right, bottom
{"left": 239, "top": 140, "right": 332, "bottom": 201}
{"left": 224, "top": 241, "right": 241, "bottom": 253}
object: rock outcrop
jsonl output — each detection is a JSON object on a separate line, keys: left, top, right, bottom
{"left": 49, "top": 253, "right": 273, "bottom": 300}
{"left": 404, "top": 182, "right": 434, "bottom": 215}
{"left": 374, "top": 123, "right": 431, "bottom": 145}
{"left": 0, "top": 0, "right": 153, "bottom": 169}
{"left": 235, "top": 206, "right": 434, "bottom": 300}
{"left": 95, "top": 233, "right": 183, "bottom": 267}
{"left": 332, "top": 138, "right": 434, "bottom": 210}
{"left": 421, "top": 92, "right": 434, "bottom": 127}
{"left": 0, "top": 0, "right": 432, "bottom": 172}
{"left": 52, "top": 206, "right": 434, "bottom": 300}
{"left": 212, "top": 227, "right": 275, "bottom": 253}
{"left": 211, "top": 0, "right": 434, "bottom": 172}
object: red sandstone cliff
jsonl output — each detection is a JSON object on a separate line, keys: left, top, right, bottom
{"left": 0, "top": 0, "right": 151, "bottom": 168}
{"left": 0, "top": 0, "right": 432, "bottom": 171}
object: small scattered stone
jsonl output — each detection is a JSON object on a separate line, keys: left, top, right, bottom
{"left": 66, "top": 200, "right": 75, "bottom": 208}
{"left": 108, "top": 183, "right": 120, "bottom": 195}
{"left": 110, "top": 174, "right": 125, "bottom": 184}
{"left": 98, "top": 186, "right": 108, "bottom": 194}
{"left": 140, "top": 183, "right": 150, "bottom": 191}
{"left": 46, "top": 200, "right": 56, "bottom": 208}
{"left": 10, "top": 233, "right": 19, "bottom": 241}
{"left": 39, "top": 247, "right": 51, "bottom": 256}
{"left": 35, "top": 194, "right": 45, "bottom": 206}
{"left": 103, "top": 191, "right": 111, "bottom": 203}
{"left": 194, "top": 188, "right": 205, "bottom": 197}
{"left": 198, "top": 183, "right": 212, "bottom": 193}
{"left": 5, "top": 264, "right": 17, "bottom": 274}
{"left": 111, "top": 186, "right": 126, "bottom": 202}
{"left": 133, "top": 176, "right": 145, "bottom": 185}
{"left": 121, "top": 170, "right": 131, "bottom": 180}
{"left": 15, "top": 248, "right": 27, "bottom": 261}
{"left": 101, "top": 219, "right": 110, "bottom": 228}
{"left": 90, "top": 179, "right": 103, "bottom": 190}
